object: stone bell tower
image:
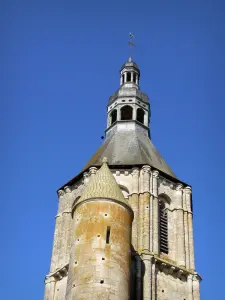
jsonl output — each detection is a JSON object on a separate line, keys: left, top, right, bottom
{"left": 44, "top": 57, "right": 201, "bottom": 300}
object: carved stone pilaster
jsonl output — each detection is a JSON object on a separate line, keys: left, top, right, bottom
{"left": 142, "top": 165, "right": 151, "bottom": 193}
{"left": 184, "top": 185, "right": 195, "bottom": 271}
{"left": 131, "top": 167, "right": 140, "bottom": 194}
{"left": 152, "top": 170, "right": 159, "bottom": 197}
{"left": 152, "top": 170, "right": 159, "bottom": 254}
{"left": 193, "top": 274, "right": 200, "bottom": 300}
{"left": 184, "top": 186, "right": 192, "bottom": 212}
{"left": 175, "top": 183, "right": 185, "bottom": 267}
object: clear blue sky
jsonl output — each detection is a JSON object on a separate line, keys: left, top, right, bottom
{"left": 1, "top": 0, "right": 225, "bottom": 299}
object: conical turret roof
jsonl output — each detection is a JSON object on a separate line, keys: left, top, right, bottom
{"left": 76, "top": 158, "right": 130, "bottom": 207}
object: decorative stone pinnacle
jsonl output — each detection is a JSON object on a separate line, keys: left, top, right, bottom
{"left": 102, "top": 157, "right": 108, "bottom": 164}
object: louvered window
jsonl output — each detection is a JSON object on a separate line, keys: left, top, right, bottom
{"left": 159, "top": 200, "right": 168, "bottom": 254}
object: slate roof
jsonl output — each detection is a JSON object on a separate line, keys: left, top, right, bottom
{"left": 82, "top": 126, "right": 176, "bottom": 179}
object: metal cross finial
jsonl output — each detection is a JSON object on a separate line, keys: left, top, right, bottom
{"left": 128, "top": 32, "right": 136, "bottom": 60}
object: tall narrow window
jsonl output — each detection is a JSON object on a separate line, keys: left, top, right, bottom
{"left": 111, "top": 109, "right": 117, "bottom": 125}
{"left": 106, "top": 226, "right": 111, "bottom": 244}
{"left": 136, "top": 108, "right": 144, "bottom": 124}
{"left": 127, "top": 72, "right": 131, "bottom": 82}
{"left": 133, "top": 73, "right": 136, "bottom": 83}
{"left": 159, "top": 200, "right": 168, "bottom": 254}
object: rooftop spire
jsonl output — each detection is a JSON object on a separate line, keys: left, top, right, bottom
{"left": 128, "top": 32, "right": 136, "bottom": 60}
{"left": 76, "top": 157, "right": 130, "bottom": 207}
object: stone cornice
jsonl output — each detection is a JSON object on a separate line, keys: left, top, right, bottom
{"left": 133, "top": 250, "right": 202, "bottom": 280}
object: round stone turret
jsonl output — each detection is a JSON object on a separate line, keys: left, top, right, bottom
{"left": 67, "top": 158, "right": 133, "bottom": 300}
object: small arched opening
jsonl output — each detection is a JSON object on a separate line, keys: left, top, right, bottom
{"left": 111, "top": 109, "right": 117, "bottom": 125}
{"left": 122, "top": 74, "right": 125, "bottom": 84}
{"left": 127, "top": 72, "right": 131, "bottom": 82}
{"left": 121, "top": 105, "right": 133, "bottom": 120}
{"left": 136, "top": 108, "right": 145, "bottom": 124}
{"left": 133, "top": 73, "right": 137, "bottom": 83}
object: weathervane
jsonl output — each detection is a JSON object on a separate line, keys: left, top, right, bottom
{"left": 128, "top": 32, "right": 136, "bottom": 60}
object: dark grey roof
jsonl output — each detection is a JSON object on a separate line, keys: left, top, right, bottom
{"left": 120, "top": 61, "right": 140, "bottom": 71}
{"left": 108, "top": 88, "right": 149, "bottom": 106}
{"left": 82, "top": 126, "right": 176, "bottom": 179}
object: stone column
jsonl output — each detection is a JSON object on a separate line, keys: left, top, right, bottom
{"left": 50, "top": 189, "right": 65, "bottom": 272}
{"left": 124, "top": 72, "right": 127, "bottom": 83}
{"left": 62, "top": 186, "right": 73, "bottom": 265}
{"left": 152, "top": 170, "right": 159, "bottom": 255}
{"left": 183, "top": 190, "right": 190, "bottom": 269}
{"left": 151, "top": 262, "right": 156, "bottom": 300}
{"left": 44, "top": 276, "right": 56, "bottom": 300}
{"left": 142, "top": 165, "right": 151, "bottom": 251}
{"left": 185, "top": 186, "right": 195, "bottom": 271}
{"left": 136, "top": 74, "right": 138, "bottom": 85}
{"left": 138, "top": 169, "right": 144, "bottom": 249}
{"left": 131, "top": 72, "right": 134, "bottom": 83}
{"left": 120, "top": 74, "right": 123, "bottom": 85}
{"left": 187, "top": 275, "right": 193, "bottom": 300}
{"left": 133, "top": 106, "right": 137, "bottom": 121}
{"left": 142, "top": 254, "right": 152, "bottom": 300}
{"left": 193, "top": 275, "right": 200, "bottom": 300}
{"left": 118, "top": 107, "right": 121, "bottom": 121}
{"left": 144, "top": 111, "right": 148, "bottom": 127}
{"left": 176, "top": 183, "right": 185, "bottom": 267}
{"left": 131, "top": 167, "right": 140, "bottom": 250}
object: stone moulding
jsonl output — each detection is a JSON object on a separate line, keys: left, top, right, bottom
{"left": 133, "top": 250, "right": 202, "bottom": 281}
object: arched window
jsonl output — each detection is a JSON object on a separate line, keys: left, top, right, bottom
{"left": 136, "top": 108, "right": 145, "bottom": 124}
{"left": 159, "top": 199, "right": 169, "bottom": 254}
{"left": 111, "top": 109, "right": 117, "bottom": 125}
{"left": 127, "top": 72, "right": 131, "bottom": 82}
{"left": 133, "top": 73, "right": 136, "bottom": 83}
{"left": 121, "top": 105, "right": 133, "bottom": 120}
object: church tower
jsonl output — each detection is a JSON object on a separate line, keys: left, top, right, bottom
{"left": 44, "top": 57, "right": 201, "bottom": 300}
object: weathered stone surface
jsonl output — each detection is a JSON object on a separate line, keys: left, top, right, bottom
{"left": 44, "top": 58, "right": 201, "bottom": 300}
